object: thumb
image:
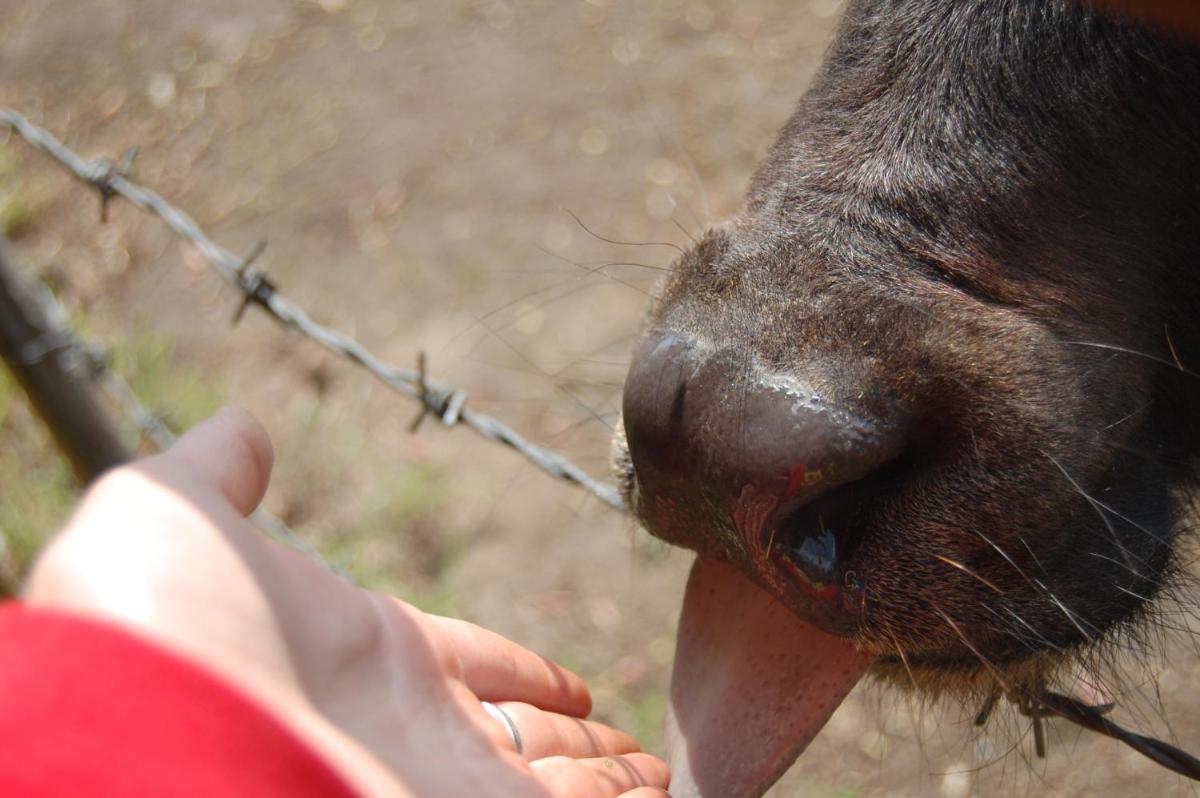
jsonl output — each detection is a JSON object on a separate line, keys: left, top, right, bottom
{"left": 136, "top": 406, "right": 275, "bottom": 516}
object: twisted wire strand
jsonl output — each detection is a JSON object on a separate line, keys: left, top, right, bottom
{"left": 0, "top": 108, "right": 626, "bottom": 512}
{"left": 1039, "top": 690, "right": 1200, "bottom": 781}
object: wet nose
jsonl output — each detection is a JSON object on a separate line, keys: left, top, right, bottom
{"left": 621, "top": 331, "right": 907, "bottom": 596}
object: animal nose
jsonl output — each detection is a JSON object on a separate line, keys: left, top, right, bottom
{"left": 621, "top": 331, "right": 908, "bottom": 617}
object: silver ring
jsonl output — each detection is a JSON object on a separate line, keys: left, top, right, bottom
{"left": 482, "top": 701, "right": 524, "bottom": 755}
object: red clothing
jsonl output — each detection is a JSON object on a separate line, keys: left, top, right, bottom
{"left": 0, "top": 604, "right": 356, "bottom": 796}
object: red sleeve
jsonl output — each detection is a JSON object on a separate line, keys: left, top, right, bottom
{"left": 0, "top": 603, "right": 358, "bottom": 797}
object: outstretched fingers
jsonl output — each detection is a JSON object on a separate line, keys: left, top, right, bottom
{"left": 486, "top": 701, "right": 640, "bottom": 760}
{"left": 425, "top": 614, "right": 592, "bottom": 717}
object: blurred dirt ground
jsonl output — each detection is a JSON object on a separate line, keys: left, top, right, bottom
{"left": 3, "top": 1, "right": 1200, "bottom": 796}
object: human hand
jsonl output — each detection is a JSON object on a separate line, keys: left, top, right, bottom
{"left": 25, "top": 407, "right": 670, "bottom": 798}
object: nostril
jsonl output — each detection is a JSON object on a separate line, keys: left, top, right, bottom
{"left": 620, "top": 334, "right": 687, "bottom": 480}
{"left": 621, "top": 329, "right": 913, "bottom": 571}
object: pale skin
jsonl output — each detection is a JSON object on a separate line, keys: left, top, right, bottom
{"left": 24, "top": 407, "right": 671, "bottom": 798}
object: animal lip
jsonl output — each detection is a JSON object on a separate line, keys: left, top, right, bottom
{"left": 666, "top": 556, "right": 872, "bottom": 798}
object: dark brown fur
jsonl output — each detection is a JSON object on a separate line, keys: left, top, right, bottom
{"left": 615, "top": 0, "right": 1200, "bottom": 699}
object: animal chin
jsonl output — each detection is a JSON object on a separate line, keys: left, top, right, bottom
{"left": 666, "top": 557, "right": 871, "bottom": 798}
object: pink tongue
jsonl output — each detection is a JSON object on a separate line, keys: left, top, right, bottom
{"left": 666, "top": 557, "right": 872, "bottom": 798}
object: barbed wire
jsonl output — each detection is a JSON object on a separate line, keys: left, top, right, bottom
{"left": 0, "top": 108, "right": 627, "bottom": 512}
{"left": 25, "top": 276, "right": 354, "bottom": 580}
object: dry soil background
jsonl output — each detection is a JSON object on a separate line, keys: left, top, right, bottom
{"left": 3, "top": 1, "right": 1200, "bottom": 796}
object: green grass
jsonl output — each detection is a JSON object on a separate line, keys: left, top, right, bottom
{"left": 0, "top": 147, "right": 35, "bottom": 240}
{"left": 325, "top": 459, "right": 465, "bottom": 616}
{"left": 0, "top": 367, "right": 77, "bottom": 579}
{"left": 0, "top": 195, "right": 33, "bottom": 239}
{"left": 107, "top": 330, "right": 223, "bottom": 432}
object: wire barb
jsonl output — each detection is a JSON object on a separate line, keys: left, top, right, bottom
{"left": 410, "top": 351, "right": 432, "bottom": 433}
{"left": 409, "top": 351, "right": 470, "bottom": 433}
{"left": 95, "top": 145, "right": 138, "bottom": 223}
{"left": 973, "top": 689, "right": 1001, "bottom": 727}
{"left": 0, "top": 107, "right": 626, "bottom": 511}
{"left": 232, "top": 241, "right": 274, "bottom": 325}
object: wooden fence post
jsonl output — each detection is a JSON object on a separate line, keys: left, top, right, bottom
{"left": 0, "top": 237, "right": 130, "bottom": 484}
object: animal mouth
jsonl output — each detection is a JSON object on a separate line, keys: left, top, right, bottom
{"left": 616, "top": 331, "right": 911, "bottom": 796}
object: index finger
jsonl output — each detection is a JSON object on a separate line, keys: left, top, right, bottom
{"left": 424, "top": 614, "right": 592, "bottom": 717}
